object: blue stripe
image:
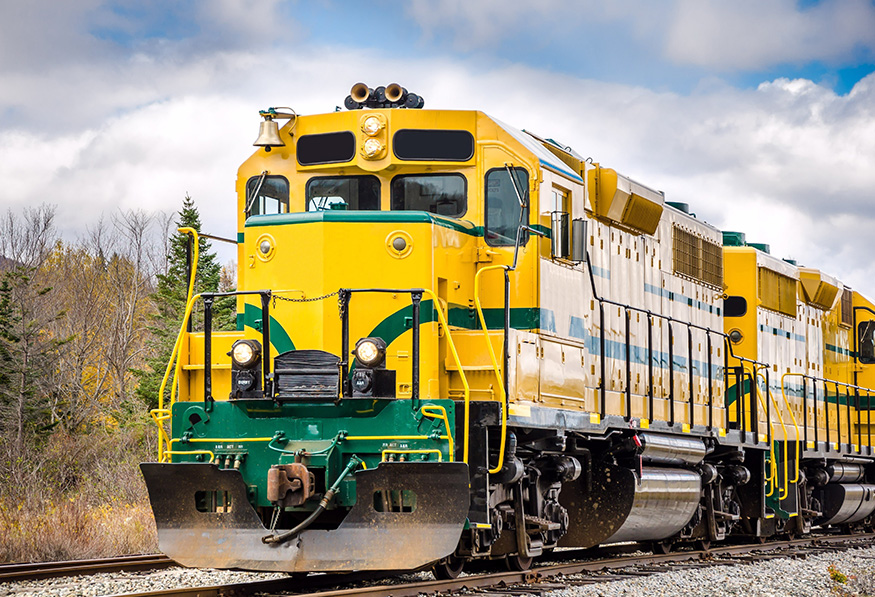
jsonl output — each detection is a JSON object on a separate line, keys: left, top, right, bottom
{"left": 538, "top": 159, "right": 585, "bottom": 183}
{"left": 759, "top": 323, "right": 806, "bottom": 343}
{"left": 591, "top": 265, "right": 611, "bottom": 279}
{"left": 568, "top": 316, "right": 722, "bottom": 378}
{"left": 644, "top": 283, "right": 721, "bottom": 316}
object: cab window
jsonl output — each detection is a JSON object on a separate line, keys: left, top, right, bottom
{"left": 391, "top": 174, "right": 467, "bottom": 217}
{"left": 859, "top": 321, "right": 875, "bottom": 364}
{"left": 306, "top": 176, "right": 380, "bottom": 211}
{"left": 246, "top": 176, "right": 289, "bottom": 216}
{"left": 485, "top": 168, "right": 528, "bottom": 246}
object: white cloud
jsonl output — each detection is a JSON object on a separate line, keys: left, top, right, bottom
{"left": 1, "top": 39, "right": 875, "bottom": 293}
{"left": 665, "top": 0, "right": 875, "bottom": 70}
{"left": 402, "top": 0, "right": 875, "bottom": 72}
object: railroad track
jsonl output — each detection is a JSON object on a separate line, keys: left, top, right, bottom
{"left": 0, "top": 553, "right": 175, "bottom": 583}
{"left": 5, "top": 533, "right": 874, "bottom": 596}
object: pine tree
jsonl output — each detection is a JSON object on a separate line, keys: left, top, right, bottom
{"left": 135, "top": 194, "right": 235, "bottom": 411}
{"left": 0, "top": 267, "right": 66, "bottom": 461}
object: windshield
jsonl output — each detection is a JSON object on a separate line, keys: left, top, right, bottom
{"left": 391, "top": 174, "right": 466, "bottom": 217}
{"left": 306, "top": 176, "right": 380, "bottom": 211}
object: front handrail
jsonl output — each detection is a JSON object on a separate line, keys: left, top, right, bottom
{"left": 421, "top": 288, "right": 472, "bottom": 463}
{"left": 474, "top": 265, "right": 510, "bottom": 474}
{"left": 746, "top": 365, "right": 778, "bottom": 496}
{"left": 757, "top": 369, "right": 790, "bottom": 500}
{"left": 420, "top": 405, "right": 455, "bottom": 460}
{"left": 780, "top": 372, "right": 804, "bottom": 487}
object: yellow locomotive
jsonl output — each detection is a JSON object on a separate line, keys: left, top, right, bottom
{"left": 141, "top": 83, "right": 875, "bottom": 576}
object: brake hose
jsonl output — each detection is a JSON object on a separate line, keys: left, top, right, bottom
{"left": 262, "top": 456, "right": 362, "bottom": 545}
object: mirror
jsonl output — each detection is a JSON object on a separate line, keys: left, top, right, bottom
{"left": 551, "top": 212, "right": 570, "bottom": 259}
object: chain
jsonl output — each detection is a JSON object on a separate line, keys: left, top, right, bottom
{"left": 272, "top": 290, "right": 345, "bottom": 320}
{"left": 272, "top": 290, "right": 339, "bottom": 308}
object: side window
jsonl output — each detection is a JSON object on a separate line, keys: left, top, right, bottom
{"left": 485, "top": 168, "right": 528, "bottom": 246}
{"left": 859, "top": 321, "right": 875, "bottom": 364}
{"left": 306, "top": 176, "right": 380, "bottom": 211}
{"left": 724, "top": 296, "right": 747, "bottom": 317}
{"left": 391, "top": 174, "right": 467, "bottom": 217}
{"left": 246, "top": 176, "right": 289, "bottom": 216}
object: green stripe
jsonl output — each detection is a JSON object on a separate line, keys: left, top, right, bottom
{"left": 367, "top": 300, "right": 541, "bottom": 348}
{"left": 243, "top": 303, "right": 295, "bottom": 354}
{"left": 826, "top": 343, "right": 854, "bottom": 358}
{"left": 245, "top": 211, "right": 481, "bottom": 236}
{"left": 237, "top": 232, "right": 245, "bottom": 243}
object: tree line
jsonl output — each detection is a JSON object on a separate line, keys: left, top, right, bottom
{"left": 0, "top": 196, "right": 233, "bottom": 493}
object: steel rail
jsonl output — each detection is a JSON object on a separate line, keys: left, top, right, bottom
{"left": 94, "top": 533, "right": 875, "bottom": 597}
{"left": 0, "top": 553, "right": 174, "bottom": 582}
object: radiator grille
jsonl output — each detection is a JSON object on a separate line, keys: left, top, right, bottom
{"left": 672, "top": 225, "right": 723, "bottom": 288}
{"left": 274, "top": 350, "right": 340, "bottom": 400}
{"left": 840, "top": 288, "right": 853, "bottom": 327}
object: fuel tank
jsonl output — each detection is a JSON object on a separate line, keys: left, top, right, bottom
{"left": 558, "top": 464, "right": 701, "bottom": 547}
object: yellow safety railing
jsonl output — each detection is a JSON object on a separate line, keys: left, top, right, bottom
{"left": 745, "top": 364, "right": 778, "bottom": 498}
{"left": 755, "top": 368, "right": 790, "bottom": 500}
{"left": 165, "top": 449, "right": 215, "bottom": 463}
{"left": 780, "top": 372, "right": 803, "bottom": 487}
{"left": 381, "top": 449, "right": 443, "bottom": 462}
{"left": 474, "top": 265, "right": 509, "bottom": 474}
{"left": 420, "top": 405, "right": 454, "bottom": 459}
{"left": 153, "top": 227, "right": 199, "bottom": 460}
{"left": 150, "top": 409, "right": 172, "bottom": 462}
{"left": 420, "top": 288, "right": 472, "bottom": 463}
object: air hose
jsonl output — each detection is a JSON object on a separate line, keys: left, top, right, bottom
{"left": 262, "top": 456, "right": 362, "bottom": 545}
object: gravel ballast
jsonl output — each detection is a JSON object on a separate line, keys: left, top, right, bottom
{"left": 3, "top": 545, "right": 875, "bottom": 597}
{"left": 545, "top": 545, "right": 875, "bottom": 597}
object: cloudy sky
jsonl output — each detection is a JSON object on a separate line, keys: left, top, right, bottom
{"left": 1, "top": 0, "right": 874, "bottom": 293}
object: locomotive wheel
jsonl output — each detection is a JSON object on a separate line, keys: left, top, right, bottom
{"left": 505, "top": 553, "right": 534, "bottom": 571}
{"left": 652, "top": 541, "right": 673, "bottom": 554}
{"left": 432, "top": 555, "right": 465, "bottom": 579}
{"left": 694, "top": 539, "right": 711, "bottom": 552}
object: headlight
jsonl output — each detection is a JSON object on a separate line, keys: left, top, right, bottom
{"left": 354, "top": 337, "right": 386, "bottom": 368}
{"left": 362, "top": 138, "right": 384, "bottom": 159}
{"left": 361, "top": 116, "right": 383, "bottom": 136}
{"left": 231, "top": 339, "right": 261, "bottom": 368}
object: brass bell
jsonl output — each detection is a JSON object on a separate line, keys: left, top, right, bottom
{"left": 253, "top": 118, "right": 284, "bottom": 148}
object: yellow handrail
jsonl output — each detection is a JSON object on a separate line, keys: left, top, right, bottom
{"left": 420, "top": 405, "right": 455, "bottom": 459}
{"left": 170, "top": 437, "right": 273, "bottom": 445}
{"left": 474, "top": 265, "right": 509, "bottom": 474}
{"left": 346, "top": 434, "right": 450, "bottom": 442}
{"left": 780, "top": 372, "right": 803, "bottom": 486}
{"left": 745, "top": 364, "right": 777, "bottom": 496}
{"left": 421, "top": 288, "right": 472, "bottom": 463}
{"left": 756, "top": 369, "right": 790, "bottom": 500}
{"left": 153, "top": 228, "right": 200, "bottom": 458}
{"left": 164, "top": 449, "right": 215, "bottom": 463}
{"left": 150, "top": 409, "right": 171, "bottom": 462}
{"left": 381, "top": 449, "right": 443, "bottom": 462}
